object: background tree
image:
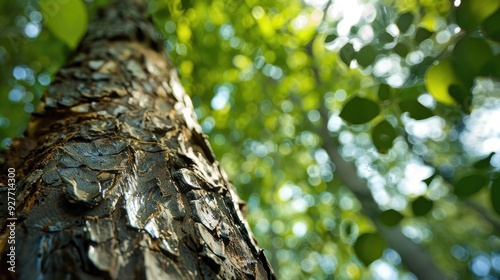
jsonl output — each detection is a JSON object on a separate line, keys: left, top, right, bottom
{"left": 1, "top": 0, "right": 500, "bottom": 279}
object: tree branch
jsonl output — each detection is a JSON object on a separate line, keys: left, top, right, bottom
{"left": 401, "top": 130, "right": 500, "bottom": 232}
{"left": 302, "top": 38, "right": 447, "bottom": 279}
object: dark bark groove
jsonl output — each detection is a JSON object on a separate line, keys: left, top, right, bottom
{"left": 0, "top": 2, "right": 275, "bottom": 279}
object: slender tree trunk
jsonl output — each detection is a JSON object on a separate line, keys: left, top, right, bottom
{"left": 0, "top": 1, "right": 275, "bottom": 279}
{"left": 302, "top": 40, "right": 446, "bottom": 279}
{"left": 317, "top": 106, "right": 447, "bottom": 280}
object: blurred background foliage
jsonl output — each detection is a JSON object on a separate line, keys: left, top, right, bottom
{"left": 2, "top": 0, "right": 500, "bottom": 278}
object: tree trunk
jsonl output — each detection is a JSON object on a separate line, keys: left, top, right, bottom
{"left": 302, "top": 39, "right": 446, "bottom": 279}
{"left": 317, "top": 106, "right": 447, "bottom": 280}
{"left": 0, "top": 1, "right": 275, "bottom": 279}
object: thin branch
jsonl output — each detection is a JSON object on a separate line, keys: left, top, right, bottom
{"left": 401, "top": 130, "right": 500, "bottom": 232}
{"left": 302, "top": 37, "right": 447, "bottom": 279}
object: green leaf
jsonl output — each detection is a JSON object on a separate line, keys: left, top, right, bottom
{"left": 393, "top": 43, "right": 409, "bottom": 58}
{"left": 423, "top": 173, "right": 436, "bottom": 185}
{"left": 396, "top": 12, "right": 414, "bottom": 33}
{"left": 377, "top": 83, "right": 391, "bottom": 101}
{"left": 473, "top": 152, "right": 495, "bottom": 169}
{"left": 483, "top": 9, "right": 500, "bottom": 42}
{"left": 455, "top": 0, "right": 500, "bottom": 30}
{"left": 379, "top": 210, "right": 404, "bottom": 227}
{"left": 379, "top": 32, "right": 394, "bottom": 44}
{"left": 339, "top": 97, "right": 380, "bottom": 124}
{"left": 356, "top": 45, "right": 377, "bottom": 67}
{"left": 372, "top": 120, "right": 396, "bottom": 153}
{"left": 412, "top": 196, "right": 433, "bottom": 216}
{"left": 414, "top": 27, "right": 433, "bottom": 43}
{"left": 492, "top": 55, "right": 500, "bottom": 78}
{"left": 325, "top": 33, "right": 338, "bottom": 43}
{"left": 339, "top": 43, "right": 355, "bottom": 67}
{"left": 448, "top": 84, "right": 471, "bottom": 113}
{"left": 491, "top": 177, "right": 500, "bottom": 215}
{"left": 425, "top": 59, "right": 460, "bottom": 105}
{"left": 399, "top": 99, "right": 434, "bottom": 120}
{"left": 452, "top": 37, "right": 492, "bottom": 82}
{"left": 181, "top": 0, "right": 193, "bottom": 10}
{"left": 41, "top": 0, "right": 88, "bottom": 49}
{"left": 454, "top": 173, "right": 489, "bottom": 198}
{"left": 354, "top": 233, "right": 386, "bottom": 266}
{"left": 399, "top": 85, "right": 422, "bottom": 100}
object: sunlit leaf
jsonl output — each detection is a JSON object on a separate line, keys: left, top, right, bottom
{"left": 491, "top": 177, "right": 500, "bottom": 215}
{"left": 372, "top": 120, "right": 396, "bottom": 153}
{"left": 454, "top": 174, "right": 489, "bottom": 198}
{"left": 356, "top": 45, "right": 377, "bottom": 67}
{"left": 379, "top": 209, "right": 404, "bottom": 227}
{"left": 396, "top": 12, "right": 414, "bottom": 33}
{"left": 339, "top": 43, "right": 355, "bottom": 67}
{"left": 455, "top": 0, "right": 500, "bottom": 30}
{"left": 412, "top": 196, "right": 433, "bottom": 216}
{"left": 354, "top": 233, "right": 386, "bottom": 266}
{"left": 41, "top": 0, "right": 88, "bottom": 49}
{"left": 176, "top": 21, "right": 192, "bottom": 43}
{"left": 424, "top": 59, "right": 459, "bottom": 105}
{"left": 377, "top": 83, "right": 391, "bottom": 101}
{"left": 414, "top": 27, "right": 433, "bottom": 43}
{"left": 339, "top": 97, "right": 380, "bottom": 124}
{"left": 483, "top": 9, "right": 500, "bottom": 42}
{"left": 399, "top": 99, "right": 433, "bottom": 120}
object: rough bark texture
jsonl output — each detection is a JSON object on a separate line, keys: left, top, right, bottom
{"left": 0, "top": 1, "right": 275, "bottom": 279}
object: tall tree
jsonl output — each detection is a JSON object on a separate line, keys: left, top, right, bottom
{"left": 0, "top": 0, "right": 275, "bottom": 279}
{"left": 3, "top": 0, "right": 500, "bottom": 278}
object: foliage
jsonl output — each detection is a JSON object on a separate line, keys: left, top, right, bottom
{"left": 41, "top": 0, "right": 88, "bottom": 49}
{"left": 1, "top": 0, "right": 500, "bottom": 278}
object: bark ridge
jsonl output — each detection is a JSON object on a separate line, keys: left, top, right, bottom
{"left": 0, "top": 2, "right": 275, "bottom": 279}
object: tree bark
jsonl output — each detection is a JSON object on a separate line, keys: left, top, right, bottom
{"left": 0, "top": 1, "right": 275, "bottom": 279}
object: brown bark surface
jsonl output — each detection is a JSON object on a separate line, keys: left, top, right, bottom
{"left": 0, "top": 1, "right": 275, "bottom": 279}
